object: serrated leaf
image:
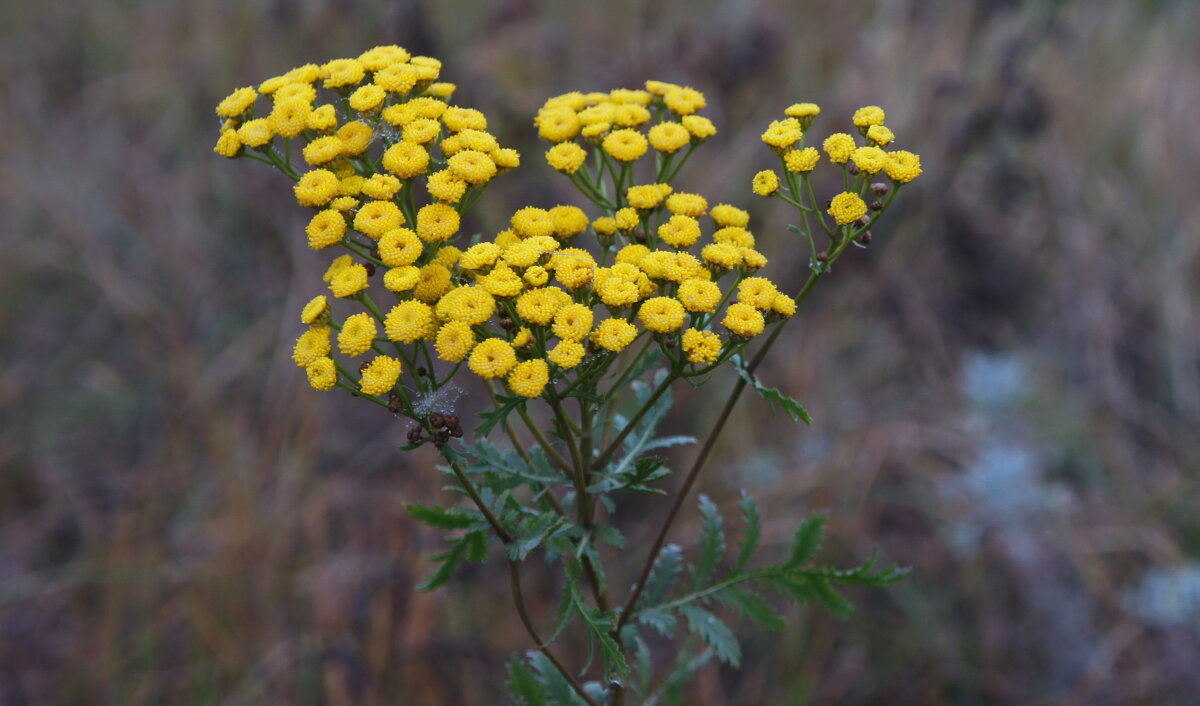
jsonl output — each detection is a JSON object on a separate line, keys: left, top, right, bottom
{"left": 679, "top": 605, "right": 741, "bottom": 667}
{"left": 733, "top": 356, "right": 812, "bottom": 424}
{"left": 506, "top": 656, "right": 547, "bottom": 706}
{"left": 644, "top": 544, "right": 684, "bottom": 605}
{"left": 734, "top": 491, "right": 761, "bottom": 572}
{"left": 641, "top": 435, "right": 696, "bottom": 452}
{"left": 808, "top": 576, "right": 854, "bottom": 620}
{"left": 636, "top": 608, "right": 677, "bottom": 638}
{"left": 715, "top": 586, "right": 786, "bottom": 630}
{"left": 587, "top": 455, "right": 672, "bottom": 495}
{"left": 594, "top": 523, "right": 626, "bottom": 549}
{"left": 788, "top": 513, "right": 827, "bottom": 568}
{"left": 405, "top": 503, "right": 476, "bottom": 530}
{"left": 416, "top": 541, "right": 466, "bottom": 592}
{"left": 475, "top": 394, "right": 527, "bottom": 437}
{"left": 692, "top": 495, "right": 726, "bottom": 589}
{"left": 508, "top": 513, "right": 567, "bottom": 561}
{"left": 464, "top": 530, "right": 488, "bottom": 562}
{"left": 526, "top": 652, "right": 590, "bottom": 706}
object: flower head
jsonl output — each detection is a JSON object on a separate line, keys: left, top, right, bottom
{"left": 828, "top": 192, "right": 867, "bottom": 225}
{"left": 360, "top": 355, "right": 402, "bottom": 395}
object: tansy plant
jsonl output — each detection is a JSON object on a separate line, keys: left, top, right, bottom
{"left": 215, "top": 45, "right": 920, "bottom": 705}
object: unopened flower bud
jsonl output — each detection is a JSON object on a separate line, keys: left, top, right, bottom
{"left": 870, "top": 200, "right": 883, "bottom": 211}
{"left": 871, "top": 182, "right": 889, "bottom": 196}
{"left": 847, "top": 163, "right": 860, "bottom": 176}
{"left": 364, "top": 263, "right": 376, "bottom": 277}
{"left": 857, "top": 231, "right": 873, "bottom": 245}
{"left": 816, "top": 250, "right": 829, "bottom": 262}
{"left": 444, "top": 414, "right": 460, "bottom": 428}
{"left": 429, "top": 412, "right": 445, "bottom": 429}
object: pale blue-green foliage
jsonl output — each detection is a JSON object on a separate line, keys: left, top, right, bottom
{"left": 404, "top": 371, "right": 904, "bottom": 704}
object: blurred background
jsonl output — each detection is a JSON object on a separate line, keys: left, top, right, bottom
{"left": 3, "top": 0, "right": 1199, "bottom": 703}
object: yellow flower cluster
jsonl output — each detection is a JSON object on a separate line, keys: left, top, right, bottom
{"left": 216, "top": 47, "right": 526, "bottom": 398}
{"left": 535, "top": 81, "right": 717, "bottom": 172}
{"left": 221, "top": 59, "right": 909, "bottom": 422}
{"left": 753, "top": 104, "right": 923, "bottom": 221}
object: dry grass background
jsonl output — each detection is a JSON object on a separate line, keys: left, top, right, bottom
{"left": 2, "top": 0, "right": 1199, "bottom": 703}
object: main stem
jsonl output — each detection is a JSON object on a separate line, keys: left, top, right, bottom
{"left": 442, "top": 452, "right": 599, "bottom": 706}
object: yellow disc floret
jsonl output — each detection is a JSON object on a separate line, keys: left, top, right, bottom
{"left": 602, "top": 129, "right": 648, "bottom": 162}
{"left": 638, "top": 297, "right": 686, "bottom": 333}
{"left": 546, "top": 142, "right": 588, "bottom": 174}
{"left": 828, "top": 192, "right": 867, "bottom": 225}
{"left": 508, "top": 359, "right": 550, "bottom": 397}
{"left": 416, "top": 203, "right": 461, "bottom": 243}
{"left": 752, "top": 170, "right": 779, "bottom": 197}
{"left": 681, "top": 328, "right": 722, "bottom": 365}
{"left": 359, "top": 355, "right": 402, "bottom": 395}
{"left": 385, "top": 300, "right": 436, "bottom": 343}
{"left": 593, "top": 318, "right": 639, "bottom": 352}
{"left": 548, "top": 340, "right": 586, "bottom": 369}
{"left": 305, "top": 357, "right": 338, "bottom": 390}
{"left": 338, "top": 312, "right": 377, "bottom": 356}
{"left": 293, "top": 326, "right": 332, "bottom": 366}
{"left": 823, "top": 133, "right": 856, "bottom": 163}
{"left": 435, "top": 321, "right": 477, "bottom": 362}
{"left": 723, "top": 302, "right": 765, "bottom": 338}
{"left": 468, "top": 338, "right": 518, "bottom": 379}
{"left": 294, "top": 169, "right": 340, "bottom": 207}
{"left": 552, "top": 303, "right": 594, "bottom": 342}
{"left": 328, "top": 263, "right": 369, "bottom": 298}
{"left": 306, "top": 209, "right": 346, "bottom": 249}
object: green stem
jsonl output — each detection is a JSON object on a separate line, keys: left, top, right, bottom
{"left": 591, "top": 370, "right": 679, "bottom": 471}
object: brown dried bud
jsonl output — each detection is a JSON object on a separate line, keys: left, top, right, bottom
{"left": 416, "top": 366, "right": 427, "bottom": 377}
{"left": 499, "top": 317, "right": 515, "bottom": 330}
{"left": 387, "top": 394, "right": 405, "bottom": 414}
{"left": 429, "top": 413, "right": 445, "bottom": 429}
{"left": 870, "top": 200, "right": 883, "bottom": 212}
{"left": 857, "top": 216, "right": 871, "bottom": 228}
{"left": 847, "top": 163, "right": 860, "bottom": 176}
{"left": 663, "top": 338, "right": 675, "bottom": 348}
{"left": 407, "top": 426, "right": 423, "bottom": 443}
{"left": 449, "top": 426, "right": 464, "bottom": 438}
{"left": 634, "top": 230, "right": 646, "bottom": 243}
{"left": 363, "top": 263, "right": 376, "bottom": 277}
{"left": 444, "top": 414, "right": 460, "bottom": 428}
{"left": 857, "top": 231, "right": 873, "bottom": 245}
{"left": 871, "top": 182, "right": 890, "bottom": 196}
{"left": 816, "top": 250, "right": 829, "bottom": 262}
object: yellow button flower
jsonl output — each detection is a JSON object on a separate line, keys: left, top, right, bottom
{"left": 305, "top": 357, "right": 337, "bottom": 391}
{"left": 306, "top": 209, "right": 346, "bottom": 249}
{"left": 723, "top": 302, "right": 765, "bottom": 338}
{"left": 639, "top": 297, "right": 686, "bottom": 333}
{"left": 593, "top": 318, "right": 639, "bottom": 352}
{"left": 827, "top": 192, "right": 867, "bottom": 225}
{"left": 752, "top": 170, "right": 779, "bottom": 197}
{"left": 359, "top": 355, "right": 402, "bottom": 396}
{"left": 508, "top": 359, "right": 550, "bottom": 398}
{"left": 435, "top": 321, "right": 477, "bottom": 362}
{"left": 338, "top": 313, "right": 377, "bottom": 356}
{"left": 681, "top": 328, "right": 722, "bottom": 365}
{"left": 603, "top": 129, "right": 649, "bottom": 162}
{"left": 548, "top": 340, "right": 586, "bottom": 369}
{"left": 385, "top": 301, "right": 436, "bottom": 343}
{"left": 468, "top": 338, "right": 518, "bottom": 379}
